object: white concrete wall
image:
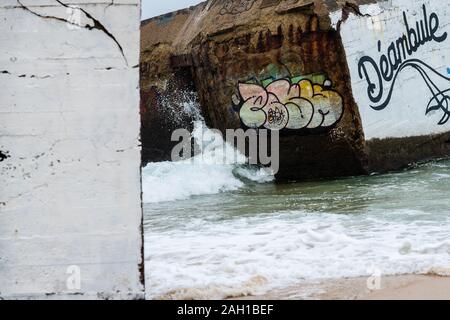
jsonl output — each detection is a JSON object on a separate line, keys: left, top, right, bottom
{"left": 337, "top": 0, "right": 450, "bottom": 140}
{"left": 0, "top": 0, "right": 144, "bottom": 299}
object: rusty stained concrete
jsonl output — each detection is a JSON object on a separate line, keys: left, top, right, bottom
{"left": 140, "top": 0, "right": 378, "bottom": 179}
{"left": 140, "top": 0, "right": 450, "bottom": 177}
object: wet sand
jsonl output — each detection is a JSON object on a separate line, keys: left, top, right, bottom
{"left": 235, "top": 274, "right": 450, "bottom": 300}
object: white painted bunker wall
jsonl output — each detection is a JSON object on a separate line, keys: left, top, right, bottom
{"left": 338, "top": 0, "right": 450, "bottom": 140}
{"left": 0, "top": 0, "right": 144, "bottom": 299}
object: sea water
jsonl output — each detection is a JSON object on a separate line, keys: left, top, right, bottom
{"left": 142, "top": 118, "right": 450, "bottom": 300}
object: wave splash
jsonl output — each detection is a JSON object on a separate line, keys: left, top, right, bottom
{"left": 142, "top": 120, "right": 274, "bottom": 204}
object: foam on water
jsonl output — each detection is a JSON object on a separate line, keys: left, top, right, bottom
{"left": 142, "top": 120, "right": 274, "bottom": 203}
{"left": 144, "top": 159, "right": 450, "bottom": 299}
{"left": 145, "top": 208, "right": 450, "bottom": 299}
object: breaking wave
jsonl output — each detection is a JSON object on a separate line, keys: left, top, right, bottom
{"left": 142, "top": 120, "right": 274, "bottom": 203}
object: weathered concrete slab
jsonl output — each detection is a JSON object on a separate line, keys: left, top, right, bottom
{"left": 0, "top": 0, "right": 144, "bottom": 299}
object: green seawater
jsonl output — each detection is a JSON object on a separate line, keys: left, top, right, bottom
{"left": 144, "top": 159, "right": 450, "bottom": 299}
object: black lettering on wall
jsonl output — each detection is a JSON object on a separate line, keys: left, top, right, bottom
{"left": 358, "top": 4, "right": 450, "bottom": 125}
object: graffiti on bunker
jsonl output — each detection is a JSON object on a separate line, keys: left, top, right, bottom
{"left": 218, "top": 0, "right": 257, "bottom": 15}
{"left": 233, "top": 73, "right": 344, "bottom": 131}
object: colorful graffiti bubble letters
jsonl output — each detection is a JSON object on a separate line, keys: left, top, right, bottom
{"left": 237, "top": 77, "right": 344, "bottom": 131}
{"left": 219, "top": 0, "right": 257, "bottom": 15}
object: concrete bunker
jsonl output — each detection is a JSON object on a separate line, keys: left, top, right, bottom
{"left": 141, "top": 0, "right": 450, "bottom": 180}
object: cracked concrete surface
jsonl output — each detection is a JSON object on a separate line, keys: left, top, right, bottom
{"left": 0, "top": 0, "right": 144, "bottom": 299}
{"left": 16, "top": 0, "right": 129, "bottom": 65}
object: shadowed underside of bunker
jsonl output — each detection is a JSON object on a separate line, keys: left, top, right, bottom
{"left": 140, "top": 0, "right": 450, "bottom": 180}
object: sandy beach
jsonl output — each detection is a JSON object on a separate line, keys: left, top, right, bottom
{"left": 235, "top": 274, "right": 450, "bottom": 300}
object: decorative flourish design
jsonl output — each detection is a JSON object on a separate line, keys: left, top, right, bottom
{"left": 218, "top": 0, "right": 257, "bottom": 15}
{"left": 234, "top": 76, "right": 344, "bottom": 131}
{"left": 361, "top": 59, "right": 450, "bottom": 126}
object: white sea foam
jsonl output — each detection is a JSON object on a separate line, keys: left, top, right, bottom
{"left": 142, "top": 120, "right": 274, "bottom": 203}
{"left": 145, "top": 209, "right": 450, "bottom": 299}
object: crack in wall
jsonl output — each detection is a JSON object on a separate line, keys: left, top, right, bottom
{"left": 16, "top": 0, "right": 128, "bottom": 66}
{"left": 336, "top": 2, "right": 372, "bottom": 31}
{"left": 1, "top": 70, "right": 52, "bottom": 79}
{"left": 105, "top": 0, "right": 115, "bottom": 12}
